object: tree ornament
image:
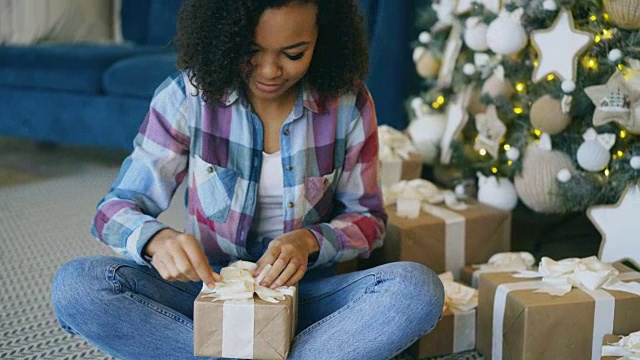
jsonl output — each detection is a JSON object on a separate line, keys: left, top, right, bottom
{"left": 542, "top": 0, "right": 557, "bottom": 11}
{"left": 630, "top": 156, "right": 640, "bottom": 169}
{"left": 413, "top": 47, "right": 441, "bottom": 79}
{"left": 514, "top": 133, "right": 576, "bottom": 213}
{"left": 561, "top": 80, "right": 576, "bottom": 94}
{"left": 585, "top": 71, "right": 640, "bottom": 134}
{"left": 603, "top": 0, "right": 640, "bottom": 30}
{"left": 474, "top": 105, "right": 507, "bottom": 158}
{"left": 623, "top": 58, "right": 640, "bottom": 93}
{"left": 506, "top": 147, "right": 520, "bottom": 161}
{"left": 576, "top": 128, "right": 616, "bottom": 172}
{"left": 529, "top": 95, "right": 572, "bottom": 135}
{"left": 440, "top": 87, "right": 471, "bottom": 164}
{"left": 466, "top": 88, "right": 487, "bottom": 115}
{"left": 477, "top": 172, "right": 519, "bottom": 211}
{"left": 455, "top": 0, "right": 502, "bottom": 14}
{"left": 588, "top": 182, "right": 640, "bottom": 267}
{"left": 418, "top": 31, "right": 432, "bottom": 44}
{"left": 408, "top": 98, "right": 447, "bottom": 164}
{"left": 464, "top": 17, "right": 489, "bottom": 51}
{"left": 530, "top": 8, "right": 593, "bottom": 83}
{"left": 463, "top": 63, "right": 477, "bottom": 76}
{"left": 432, "top": 0, "right": 457, "bottom": 27}
{"left": 608, "top": 49, "right": 623, "bottom": 62}
{"left": 486, "top": 8, "right": 528, "bottom": 55}
{"left": 438, "top": 24, "right": 464, "bottom": 87}
{"left": 556, "top": 168, "right": 572, "bottom": 183}
{"left": 481, "top": 66, "right": 514, "bottom": 100}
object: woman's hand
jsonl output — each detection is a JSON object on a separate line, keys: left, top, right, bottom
{"left": 143, "top": 228, "right": 221, "bottom": 288}
{"left": 255, "top": 229, "right": 319, "bottom": 288}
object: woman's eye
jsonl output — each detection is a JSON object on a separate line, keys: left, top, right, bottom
{"left": 285, "top": 53, "right": 304, "bottom": 61}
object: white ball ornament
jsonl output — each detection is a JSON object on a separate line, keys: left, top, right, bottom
{"left": 561, "top": 80, "right": 576, "bottom": 94}
{"left": 557, "top": 168, "right": 572, "bottom": 183}
{"left": 463, "top": 63, "right": 477, "bottom": 76}
{"left": 408, "top": 99, "right": 447, "bottom": 164}
{"left": 486, "top": 9, "right": 528, "bottom": 55}
{"left": 419, "top": 31, "right": 432, "bottom": 44}
{"left": 576, "top": 128, "right": 616, "bottom": 172}
{"left": 542, "top": 0, "right": 557, "bottom": 11}
{"left": 464, "top": 17, "right": 489, "bottom": 51}
{"left": 506, "top": 147, "right": 521, "bottom": 161}
{"left": 608, "top": 49, "right": 623, "bottom": 62}
{"left": 631, "top": 156, "right": 640, "bottom": 170}
{"left": 477, "top": 172, "right": 519, "bottom": 211}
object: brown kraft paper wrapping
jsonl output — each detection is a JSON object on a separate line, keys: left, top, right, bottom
{"left": 409, "top": 307, "right": 476, "bottom": 358}
{"left": 380, "top": 202, "right": 511, "bottom": 276}
{"left": 601, "top": 334, "right": 625, "bottom": 360}
{"left": 193, "top": 291, "right": 297, "bottom": 360}
{"left": 476, "top": 267, "right": 640, "bottom": 360}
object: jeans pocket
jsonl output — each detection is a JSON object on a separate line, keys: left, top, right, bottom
{"left": 192, "top": 154, "right": 238, "bottom": 222}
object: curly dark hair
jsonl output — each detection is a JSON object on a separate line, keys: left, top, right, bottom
{"left": 175, "top": 0, "right": 369, "bottom": 102}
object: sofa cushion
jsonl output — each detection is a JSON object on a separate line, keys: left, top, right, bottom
{"left": 103, "top": 53, "right": 178, "bottom": 98}
{"left": 0, "top": 45, "right": 174, "bottom": 94}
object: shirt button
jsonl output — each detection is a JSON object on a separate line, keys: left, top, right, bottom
{"left": 287, "top": 202, "right": 294, "bottom": 208}
{"left": 286, "top": 165, "right": 293, "bottom": 171}
{"left": 283, "top": 129, "right": 290, "bottom": 136}
{"left": 207, "top": 166, "right": 214, "bottom": 173}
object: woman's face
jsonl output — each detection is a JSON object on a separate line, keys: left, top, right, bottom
{"left": 245, "top": 3, "right": 318, "bottom": 103}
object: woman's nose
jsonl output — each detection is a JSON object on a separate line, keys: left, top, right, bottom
{"left": 258, "top": 58, "right": 282, "bottom": 80}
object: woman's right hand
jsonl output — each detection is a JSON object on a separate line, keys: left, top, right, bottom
{"left": 143, "top": 228, "right": 221, "bottom": 288}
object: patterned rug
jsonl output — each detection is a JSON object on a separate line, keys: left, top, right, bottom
{"left": 0, "top": 141, "right": 484, "bottom": 360}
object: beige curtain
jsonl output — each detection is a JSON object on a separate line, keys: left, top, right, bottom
{"left": 0, "top": 0, "right": 123, "bottom": 45}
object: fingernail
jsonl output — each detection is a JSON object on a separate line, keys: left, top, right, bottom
{"left": 270, "top": 284, "right": 277, "bottom": 289}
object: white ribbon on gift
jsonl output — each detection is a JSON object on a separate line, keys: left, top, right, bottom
{"left": 438, "top": 272, "right": 478, "bottom": 353}
{"left": 470, "top": 252, "right": 535, "bottom": 288}
{"left": 383, "top": 179, "right": 468, "bottom": 214}
{"left": 199, "top": 261, "right": 296, "bottom": 359}
{"left": 491, "top": 257, "right": 640, "bottom": 360}
{"left": 602, "top": 331, "right": 640, "bottom": 359}
{"left": 378, "top": 125, "right": 421, "bottom": 186}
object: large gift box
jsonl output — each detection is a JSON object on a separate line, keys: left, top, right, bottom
{"left": 379, "top": 201, "right": 511, "bottom": 279}
{"left": 477, "top": 258, "right": 640, "bottom": 360}
{"left": 409, "top": 272, "right": 477, "bottom": 358}
{"left": 460, "top": 252, "right": 536, "bottom": 288}
{"left": 379, "top": 153, "right": 423, "bottom": 187}
{"left": 194, "top": 262, "right": 298, "bottom": 359}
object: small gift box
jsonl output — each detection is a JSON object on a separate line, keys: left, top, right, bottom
{"left": 376, "top": 179, "right": 511, "bottom": 279}
{"left": 459, "top": 252, "right": 536, "bottom": 288}
{"left": 477, "top": 257, "right": 640, "bottom": 360}
{"left": 601, "top": 332, "right": 640, "bottom": 359}
{"left": 409, "top": 272, "right": 477, "bottom": 358}
{"left": 194, "top": 261, "right": 297, "bottom": 360}
{"left": 378, "top": 125, "right": 423, "bottom": 187}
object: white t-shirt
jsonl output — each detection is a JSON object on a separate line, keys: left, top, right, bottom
{"left": 251, "top": 151, "right": 284, "bottom": 240}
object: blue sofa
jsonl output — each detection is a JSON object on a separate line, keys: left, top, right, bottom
{"left": 0, "top": 0, "right": 415, "bottom": 150}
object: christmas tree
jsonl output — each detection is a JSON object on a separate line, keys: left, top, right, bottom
{"left": 408, "top": 0, "right": 640, "bottom": 213}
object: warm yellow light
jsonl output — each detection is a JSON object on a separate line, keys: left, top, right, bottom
{"left": 432, "top": 102, "right": 441, "bottom": 109}
{"left": 513, "top": 107, "right": 524, "bottom": 114}
{"left": 515, "top": 82, "right": 526, "bottom": 92}
{"left": 479, "top": 148, "right": 487, "bottom": 156}
{"left": 617, "top": 150, "right": 624, "bottom": 157}
{"left": 508, "top": 160, "right": 514, "bottom": 166}
{"left": 594, "top": 35, "right": 601, "bottom": 43}
{"left": 534, "top": 129, "right": 542, "bottom": 137}
{"left": 504, "top": 144, "right": 511, "bottom": 151}
{"left": 618, "top": 64, "right": 624, "bottom": 71}
{"left": 590, "top": 15, "right": 597, "bottom": 21}
{"left": 620, "top": 130, "right": 627, "bottom": 139}
{"left": 604, "top": 168, "right": 610, "bottom": 177}
{"left": 613, "top": 154, "right": 618, "bottom": 159}
{"left": 491, "top": 167, "right": 498, "bottom": 174}
{"left": 604, "top": 13, "right": 610, "bottom": 21}
{"left": 602, "top": 29, "right": 613, "bottom": 39}
{"left": 436, "top": 95, "right": 445, "bottom": 105}
{"left": 547, "top": 74, "right": 556, "bottom": 81}
{"left": 533, "top": 60, "right": 539, "bottom": 67}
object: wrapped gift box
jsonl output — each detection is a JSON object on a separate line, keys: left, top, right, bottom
{"left": 476, "top": 264, "right": 640, "bottom": 360}
{"left": 379, "top": 153, "right": 423, "bottom": 187}
{"left": 601, "top": 334, "right": 624, "bottom": 360}
{"left": 378, "top": 202, "right": 511, "bottom": 278}
{"left": 409, "top": 306, "right": 476, "bottom": 358}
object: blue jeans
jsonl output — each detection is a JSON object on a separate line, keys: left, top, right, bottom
{"left": 51, "top": 256, "right": 444, "bottom": 360}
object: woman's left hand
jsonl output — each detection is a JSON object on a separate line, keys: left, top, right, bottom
{"left": 255, "top": 229, "right": 319, "bottom": 288}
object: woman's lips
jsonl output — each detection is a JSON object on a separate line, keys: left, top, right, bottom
{"left": 255, "top": 81, "right": 283, "bottom": 93}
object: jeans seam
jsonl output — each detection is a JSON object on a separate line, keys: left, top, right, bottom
{"left": 123, "top": 292, "right": 194, "bottom": 330}
{"left": 106, "top": 262, "right": 201, "bottom": 297}
{"left": 294, "top": 292, "right": 368, "bottom": 341}
{"left": 299, "top": 271, "right": 382, "bottom": 305}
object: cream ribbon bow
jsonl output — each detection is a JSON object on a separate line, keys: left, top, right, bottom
{"left": 602, "top": 331, "right": 640, "bottom": 359}
{"left": 475, "top": 252, "right": 535, "bottom": 272}
{"left": 513, "top": 256, "right": 640, "bottom": 297}
{"left": 200, "top": 261, "right": 295, "bottom": 303}
{"left": 378, "top": 125, "right": 420, "bottom": 162}
{"left": 438, "top": 272, "right": 478, "bottom": 312}
{"left": 383, "top": 178, "right": 468, "bottom": 219}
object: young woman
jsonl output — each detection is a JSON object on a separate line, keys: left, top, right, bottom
{"left": 51, "top": 0, "right": 444, "bottom": 358}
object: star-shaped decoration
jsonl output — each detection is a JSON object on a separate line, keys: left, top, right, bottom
{"left": 440, "top": 87, "right": 471, "bottom": 164}
{"left": 474, "top": 105, "right": 506, "bottom": 158}
{"left": 588, "top": 183, "right": 640, "bottom": 268}
{"left": 455, "top": 0, "right": 502, "bottom": 14}
{"left": 585, "top": 71, "right": 640, "bottom": 134}
{"left": 530, "top": 8, "right": 593, "bottom": 83}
